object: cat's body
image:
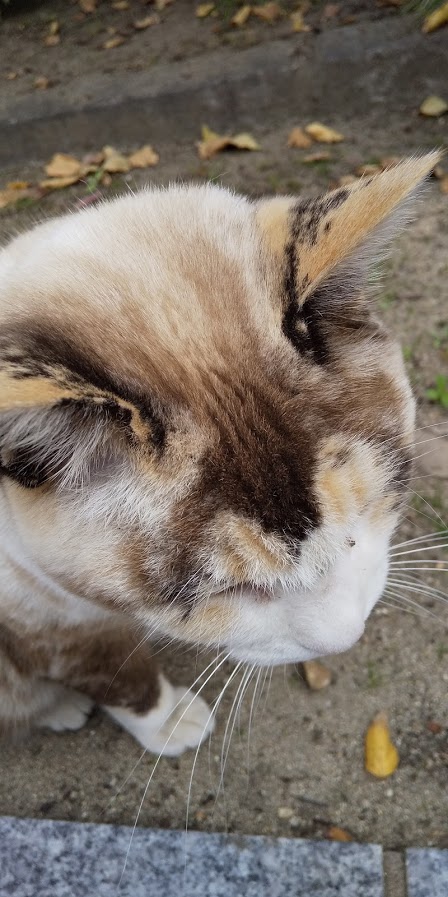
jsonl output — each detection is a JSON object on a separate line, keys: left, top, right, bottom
{"left": 0, "top": 154, "right": 439, "bottom": 753}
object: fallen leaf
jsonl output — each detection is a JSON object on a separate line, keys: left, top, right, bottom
{"left": 426, "top": 720, "right": 443, "bottom": 734}
{"left": 287, "top": 127, "right": 312, "bottom": 149}
{"left": 365, "top": 712, "right": 399, "bottom": 778}
{"left": 422, "top": 1, "right": 448, "bottom": 33}
{"left": 232, "top": 5, "right": 251, "bottom": 26}
{"left": 7, "top": 180, "right": 31, "bottom": 190}
{"left": 355, "top": 163, "right": 382, "bottom": 177}
{"left": 49, "top": 21, "right": 60, "bottom": 35}
{"left": 44, "top": 34, "right": 61, "bottom": 47}
{"left": 440, "top": 176, "right": 448, "bottom": 194}
{"left": 305, "top": 122, "right": 344, "bottom": 143}
{"left": 82, "top": 151, "right": 105, "bottom": 166}
{"left": 0, "top": 188, "right": 31, "bottom": 210}
{"left": 155, "top": 0, "right": 174, "bottom": 8}
{"left": 303, "top": 151, "right": 331, "bottom": 162}
{"left": 419, "top": 95, "right": 448, "bottom": 117}
{"left": 196, "top": 3, "right": 215, "bottom": 17}
{"left": 39, "top": 176, "right": 80, "bottom": 190}
{"left": 134, "top": 14, "right": 159, "bottom": 29}
{"left": 128, "top": 145, "right": 160, "bottom": 168}
{"left": 252, "top": 2, "right": 282, "bottom": 22}
{"left": 79, "top": 0, "right": 96, "bottom": 11}
{"left": 290, "top": 10, "right": 311, "bottom": 32}
{"left": 45, "top": 153, "right": 82, "bottom": 178}
{"left": 322, "top": 3, "right": 339, "bottom": 18}
{"left": 431, "top": 164, "right": 445, "bottom": 179}
{"left": 326, "top": 826, "right": 353, "bottom": 842}
{"left": 302, "top": 660, "right": 332, "bottom": 690}
{"left": 231, "top": 132, "right": 260, "bottom": 151}
{"left": 102, "top": 145, "right": 130, "bottom": 172}
{"left": 112, "top": 0, "right": 129, "bottom": 8}
{"left": 5, "top": 72, "right": 18, "bottom": 81}
{"left": 34, "top": 76, "right": 51, "bottom": 90}
{"left": 103, "top": 36, "right": 126, "bottom": 49}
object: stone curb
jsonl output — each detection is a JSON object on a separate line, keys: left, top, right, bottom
{"left": 0, "top": 18, "right": 447, "bottom": 167}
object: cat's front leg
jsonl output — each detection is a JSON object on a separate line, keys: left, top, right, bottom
{"left": 52, "top": 625, "right": 214, "bottom": 756}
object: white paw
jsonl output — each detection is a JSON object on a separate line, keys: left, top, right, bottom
{"left": 38, "top": 690, "right": 94, "bottom": 732}
{"left": 104, "top": 676, "right": 214, "bottom": 756}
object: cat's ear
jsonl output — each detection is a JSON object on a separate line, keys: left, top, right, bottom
{"left": 0, "top": 335, "right": 163, "bottom": 489}
{"left": 256, "top": 152, "right": 441, "bottom": 302}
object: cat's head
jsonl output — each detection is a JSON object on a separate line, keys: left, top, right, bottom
{"left": 0, "top": 153, "right": 439, "bottom": 665}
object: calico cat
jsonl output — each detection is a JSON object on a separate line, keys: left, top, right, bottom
{"left": 0, "top": 152, "right": 440, "bottom": 755}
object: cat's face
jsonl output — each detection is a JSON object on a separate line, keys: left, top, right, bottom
{"left": 0, "top": 155, "right": 438, "bottom": 665}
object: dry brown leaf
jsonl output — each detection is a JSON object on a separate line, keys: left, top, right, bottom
{"left": 365, "top": 712, "right": 399, "bottom": 778}
{"left": 103, "top": 36, "right": 126, "bottom": 49}
{"left": 34, "top": 76, "right": 51, "bottom": 90}
{"left": 422, "top": 1, "right": 448, "bottom": 33}
{"left": 79, "top": 0, "right": 96, "bottom": 11}
{"left": 290, "top": 10, "right": 311, "bottom": 31}
{"left": 134, "top": 14, "right": 159, "bottom": 29}
{"left": 7, "top": 181, "right": 31, "bottom": 190}
{"left": 302, "top": 660, "right": 332, "bottom": 690}
{"left": 112, "top": 0, "right": 129, "bottom": 8}
{"left": 355, "top": 163, "right": 381, "bottom": 177}
{"left": 305, "top": 121, "right": 344, "bottom": 143}
{"left": 326, "top": 826, "right": 353, "bottom": 842}
{"left": 230, "top": 132, "right": 260, "bottom": 151}
{"left": 252, "top": 2, "right": 282, "bottom": 22}
{"left": 39, "top": 176, "right": 80, "bottom": 190}
{"left": 102, "top": 145, "right": 130, "bottom": 173}
{"left": 0, "top": 188, "right": 32, "bottom": 210}
{"left": 432, "top": 164, "right": 445, "bottom": 179}
{"left": 440, "top": 176, "right": 448, "bottom": 194}
{"left": 45, "top": 153, "right": 82, "bottom": 178}
{"left": 196, "top": 3, "right": 215, "bottom": 17}
{"left": 232, "top": 5, "right": 251, "bottom": 26}
{"left": 426, "top": 720, "right": 443, "bottom": 734}
{"left": 303, "top": 151, "right": 331, "bottom": 162}
{"left": 287, "top": 127, "right": 312, "bottom": 149}
{"left": 128, "top": 145, "right": 159, "bottom": 168}
{"left": 44, "top": 34, "right": 61, "bottom": 47}
{"left": 5, "top": 72, "right": 18, "bottom": 81}
{"left": 419, "top": 95, "right": 448, "bottom": 116}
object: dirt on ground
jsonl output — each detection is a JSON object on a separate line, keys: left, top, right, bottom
{"left": 0, "top": 0, "right": 404, "bottom": 101}
{"left": 0, "top": 7, "right": 447, "bottom": 863}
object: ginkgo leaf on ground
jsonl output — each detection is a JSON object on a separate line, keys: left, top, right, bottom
{"left": 326, "top": 826, "right": 353, "bottom": 842}
{"left": 0, "top": 187, "right": 34, "bottom": 209}
{"left": 232, "top": 5, "right": 251, "bottom": 25}
{"left": 252, "top": 2, "right": 282, "bottom": 22}
{"left": 197, "top": 126, "right": 260, "bottom": 159}
{"left": 302, "top": 660, "right": 332, "bottom": 690}
{"left": 365, "top": 713, "right": 399, "bottom": 778}
{"left": 79, "top": 0, "right": 96, "bottom": 11}
{"left": 287, "top": 127, "right": 312, "bottom": 148}
{"left": 303, "top": 151, "right": 331, "bottom": 162}
{"left": 39, "top": 176, "right": 80, "bottom": 190}
{"left": 134, "top": 15, "right": 159, "bottom": 29}
{"left": 196, "top": 3, "right": 215, "bottom": 17}
{"left": 45, "top": 153, "right": 83, "bottom": 178}
{"left": 128, "top": 145, "right": 160, "bottom": 168}
{"left": 305, "top": 122, "right": 344, "bottom": 143}
{"left": 419, "top": 95, "right": 448, "bottom": 116}
{"left": 103, "top": 36, "right": 126, "bottom": 49}
{"left": 102, "top": 145, "right": 130, "bottom": 172}
{"left": 440, "top": 176, "right": 448, "bottom": 194}
{"left": 422, "top": 1, "right": 448, "bottom": 33}
{"left": 290, "top": 11, "right": 311, "bottom": 32}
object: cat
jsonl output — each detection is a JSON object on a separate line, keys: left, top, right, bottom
{"left": 0, "top": 151, "right": 440, "bottom": 756}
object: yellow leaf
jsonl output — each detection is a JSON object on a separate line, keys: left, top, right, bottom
{"left": 34, "top": 76, "right": 51, "bottom": 90}
{"left": 5, "top": 72, "right": 18, "bottom": 81}
{"left": 7, "top": 180, "right": 31, "bottom": 190}
{"left": 303, "top": 151, "right": 332, "bottom": 162}
{"left": 128, "top": 145, "right": 160, "bottom": 168}
{"left": 134, "top": 15, "right": 159, "bottom": 29}
{"left": 305, "top": 121, "right": 344, "bottom": 143}
{"left": 290, "top": 10, "right": 311, "bottom": 32}
{"left": 45, "top": 153, "right": 82, "bottom": 178}
{"left": 102, "top": 145, "right": 130, "bottom": 173}
{"left": 326, "top": 826, "right": 353, "bottom": 842}
{"left": 44, "top": 34, "right": 61, "bottom": 46}
{"left": 103, "top": 36, "right": 126, "bottom": 49}
{"left": 422, "top": 1, "right": 448, "bottom": 33}
{"left": 39, "top": 176, "right": 80, "bottom": 190}
{"left": 252, "top": 2, "right": 282, "bottom": 23}
{"left": 230, "top": 132, "right": 260, "bottom": 151}
{"left": 79, "top": 0, "right": 96, "bottom": 11}
{"left": 49, "top": 21, "right": 60, "bottom": 35}
{"left": 440, "top": 176, "right": 448, "bottom": 194}
{"left": 0, "top": 188, "right": 29, "bottom": 209}
{"left": 365, "top": 712, "right": 399, "bottom": 778}
{"left": 196, "top": 3, "right": 215, "bottom": 17}
{"left": 419, "top": 95, "right": 448, "bottom": 116}
{"left": 112, "top": 1, "right": 129, "bottom": 8}
{"left": 287, "top": 126, "right": 312, "bottom": 149}
{"left": 232, "top": 5, "right": 251, "bottom": 26}
{"left": 302, "top": 660, "right": 332, "bottom": 690}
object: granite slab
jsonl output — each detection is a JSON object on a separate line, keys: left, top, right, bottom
{"left": 0, "top": 816, "right": 384, "bottom": 897}
{"left": 406, "top": 848, "right": 448, "bottom": 897}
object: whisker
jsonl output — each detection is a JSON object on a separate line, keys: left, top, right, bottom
{"left": 390, "top": 542, "right": 448, "bottom": 558}
{"left": 391, "top": 531, "right": 448, "bottom": 549}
